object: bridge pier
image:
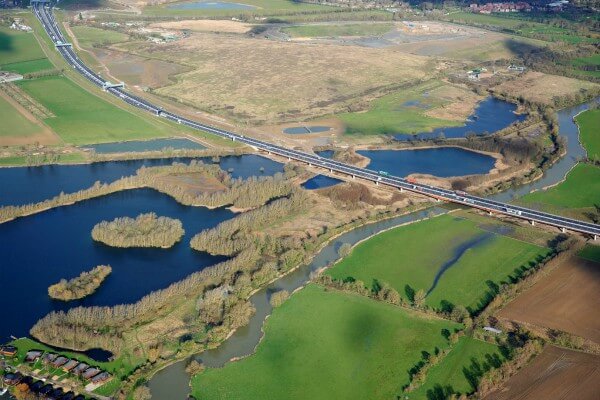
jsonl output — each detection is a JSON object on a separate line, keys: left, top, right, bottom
{"left": 594, "top": 234, "right": 597, "bottom": 241}
{"left": 352, "top": 175, "right": 355, "bottom": 179}
{"left": 530, "top": 220, "right": 535, "bottom": 226}
{"left": 330, "top": 169, "right": 333, "bottom": 173}
{"left": 488, "top": 211, "right": 493, "bottom": 216}
{"left": 375, "top": 181, "right": 379, "bottom": 186}
{"left": 399, "top": 187, "right": 404, "bottom": 193}
{"left": 561, "top": 227, "right": 566, "bottom": 233}
{"left": 287, "top": 157, "right": 291, "bottom": 161}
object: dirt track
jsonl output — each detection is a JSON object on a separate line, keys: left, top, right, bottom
{"left": 499, "top": 255, "right": 600, "bottom": 343}
{"left": 484, "top": 346, "right": 600, "bottom": 400}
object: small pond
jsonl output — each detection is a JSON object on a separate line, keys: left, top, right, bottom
{"left": 81, "top": 138, "right": 205, "bottom": 154}
{"left": 301, "top": 174, "right": 342, "bottom": 190}
{"left": 0, "top": 154, "right": 284, "bottom": 207}
{"left": 283, "top": 126, "right": 331, "bottom": 135}
{"left": 394, "top": 97, "right": 526, "bottom": 141}
{"left": 168, "top": 1, "right": 257, "bottom": 10}
{"left": 317, "top": 148, "right": 496, "bottom": 178}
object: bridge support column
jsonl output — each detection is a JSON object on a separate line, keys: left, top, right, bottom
{"left": 593, "top": 234, "right": 597, "bottom": 241}
{"left": 232, "top": 137, "right": 235, "bottom": 141}
{"left": 308, "top": 163, "right": 312, "bottom": 167}
{"left": 287, "top": 157, "right": 291, "bottom": 161}
{"left": 488, "top": 211, "right": 493, "bottom": 216}
{"left": 561, "top": 227, "right": 566, "bottom": 233}
{"left": 352, "top": 175, "right": 355, "bottom": 179}
{"left": 399, "top": 187, "right": 404, "bottom": 193}
{"left": 375, "top": 181, "right": 379, "bottom": 186}
{"left": 435, "top": 198, "right": 441, "bottom": 202}
{"left": 330, "top": 169, "right": 333, "bottom": 173}
{"left": 530, "top": 220, "right": 535, "bottom": 226}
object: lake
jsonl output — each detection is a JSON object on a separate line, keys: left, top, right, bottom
{"left": 0, "top": 154, "right": 284, "bottom": 207}
{"left": 317, "top": 147, "right": 496, "bottom": 178}
{"left": 81, "top": 138, "right": 205, "bottom": 154}
{"left": 168, "top": 1, "right": 256, "bottom": 10}
{"left": 0, "top": 188, "right": 234, "bottom": 341}
{"left": 394, "top": 97, "right": 526, "bottom": 141}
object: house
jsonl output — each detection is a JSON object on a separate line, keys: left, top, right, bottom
{"left": 50, "top": 356, "right": 68, "bottom": 368}
{"left": 82, "top": 367, "right": 101, "bottom": 379}
{"left": 73, "top": 362, "right": 89, "bottom": 375}
{"left": 25, "top": 350, "right": 43, "bottom": 362}
{"left": 0, "top": 345, "right": 17, "bottom": 357}
{"left": 62, "top": 359, "right": 79, "bottom": 372}
{"left": 3, "top": 372, "right": 23, "bottom": 385}
{"left": 90, "top": 372, "right": 111, "bottom": 384}
{"left": 42, "top": 353, "right": 58, "bottom": 364}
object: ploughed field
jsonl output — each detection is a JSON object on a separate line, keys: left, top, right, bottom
{"left": 191, "top": 284, "right": 461, "bottom": 400}
{"left": 499, "top": 253, "right": 600, "bottom": 343}
{"left": 327, "top": 213, "right": 550, "bottom": 313}
{"left": 484, "top": 346, "right": 600, "bottom": 400}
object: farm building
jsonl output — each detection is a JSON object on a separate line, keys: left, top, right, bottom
{"left": 0, "top": 345, "right": 17, "bottom": 357}
{"left": 25, "top": 350, "right": 42, "bottom": 362}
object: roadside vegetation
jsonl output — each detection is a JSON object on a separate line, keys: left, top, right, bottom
{"left": 578, "top": 244, "right": 600, "bottom": 263}
{"left": 92, "top": 213, "right": 185, "bottom": 248}
{"left": 48, "top": 265, "right": 112, "bottom": 301}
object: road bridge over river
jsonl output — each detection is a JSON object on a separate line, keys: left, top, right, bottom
{"left": 33, "top": 2, "right": 599, "bottom": 239}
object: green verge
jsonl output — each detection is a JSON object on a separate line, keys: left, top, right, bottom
{"left": 0, "top": 94, "right": 46, "bottom": 138}
{"left": 191, "top": 284, "right": 460, "bottom": 400}
{"left": 578, "top": 244, "right": 600, "bottom": 264}
{"left": 282, "top": 23, "right": 393, "bottom": 38}
{"left": 576, "top": 109, "right": 600, "bottom": 160}
{"left": 519, "top": 163, "right": 600, "bottom": 220}
{"left": 410, "top": 337, "right": 505, "bottom": 399}
{"left": 338, "top": 80, "right": 461, "bottom": 135}
{"left": 16, "top": 75, "right": 176, "bottom": 145}
{"left": 327, "top": 214, "right": 550, "bottom": 312}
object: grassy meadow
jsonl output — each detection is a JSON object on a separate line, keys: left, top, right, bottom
{"left": 282, "top": 23, "right": 393, "bottom": 38}
{"left": 519, "top": 163, "right": 600, "bottom": 220}
{"left": 576, "top": 109, "right": 600, "bottom": 160}
{"left": 338, "top": 80, "right": 466, "bottom": 135}
{"left": 410, "top": 337, "right": 505, "bottom": 399}
{"left": 191, "top": 284, "right": 460, "bottom": 400}
{"left": 16, "top": 75, "right": 176, "bottom": 145}
{"left": 70, "top": 25, "right": 129, "bottom": 48}
{"left": 327, "top": 214, "right": 550, "bottom": 312}
{"left": 0, "top": 94, "right": 47, "bottom": 138}
{"left": 578, "top": 244, "right": 600, "bottom": 264}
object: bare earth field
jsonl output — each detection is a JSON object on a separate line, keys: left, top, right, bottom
{"left": 149, "top": 19, "right": 253, "bottom": 34}
{"left": 499, "top": 255, "right": 600, "bottom": 343}
{"left": 484, "top": 346, "right": 600, "bottom": 400}
{"left": 492, "top": 71, "right": 600, "bottom": 105}
{"left": 113, "top": 34, "right": 431, "bottom": 124}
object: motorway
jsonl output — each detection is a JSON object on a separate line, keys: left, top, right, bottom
{"left": 33, "top": 2, "right": 600, "bottom": 238}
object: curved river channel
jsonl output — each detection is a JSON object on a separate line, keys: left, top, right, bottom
{"left": 147, "top": 98, "right": 598, "bottom": 399}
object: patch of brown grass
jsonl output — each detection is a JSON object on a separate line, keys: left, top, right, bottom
{"left": 149, "top": 20, "right": 253, "bottom": 34}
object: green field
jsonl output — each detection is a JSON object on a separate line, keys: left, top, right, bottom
{"left": 519, "top": 163, "right": 600, "bottom": 219}
{"left": 144, "top": 0, "right": 334, "bottom": 18}
{"left": 410, "top": 337, "right": 505, "bottom": 399}
{"left": 571, "top": 54, "right": 600, "bottom": 79}
{"left": 16, "top": 75, "right": 177, "bottom": 145}
{"left": 443, "top": 11, "right": 593, "bottom": 44}
{"left": 576, "top": 109, "right": 600, "bottom": 160}
{"left": 282, "top": 23, "right": 393, "bottom": 38}
{"left": 1, "top": 58, "right": 54, "bottom": 74}
{"left": 327, "top": 214, "right": 549, "bottom": 312}
{"left": 578, "top": 244, "right": 600, "bottom": 263}
{"left": 0, "top": 94, "right": 47, "bottom": 138}
{"left": 70, "top": 25, "right": 129, "bottom": 48}
{"left": 0, "top": 26, "right": 54, "bottom": 74}
{"left": 191, "top": 284, "right": 460, "bottom": 400}
{"left": 339, "top": 81, "right": 461, "bottom": 135}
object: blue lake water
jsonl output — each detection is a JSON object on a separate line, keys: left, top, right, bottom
{"left": 0, "top": 155, "right": 283, "bottom": 207}
{"left": 168, "top": 1, "right": 256, "bottom": 10}
{"left": 283, "top": 126, "right": 331, "bottom": 135}
{"left": 301, "top": 175, "right": 342, "bottom": 190}
{"left": 81, "top": 138, "right": 205, "bottom": 154}
{"left": 317, "top": 148, "right": 496, "bottom": 178}
{"left": 394, "top": 97, "right": 526, "bottom": 141}
{"left": 0, "top": 188, "right": 234, "bottom": 341}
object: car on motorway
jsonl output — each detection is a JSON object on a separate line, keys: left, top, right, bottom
{"left": 504, "top": 207, "right": 522, "bottom": 216}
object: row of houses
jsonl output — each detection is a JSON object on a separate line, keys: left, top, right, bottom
{"left": 2, "top": 372, "right": 86, "bottom": 400}
{"left": 469, "top": 2, "right": 533, "bottom": 14}
{"left": 25, "top": 350, "right": 111, "bottom": 385}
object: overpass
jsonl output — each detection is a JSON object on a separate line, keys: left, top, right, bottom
{"left": 32, "top": 2, "right": 600, "bottom": 239}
